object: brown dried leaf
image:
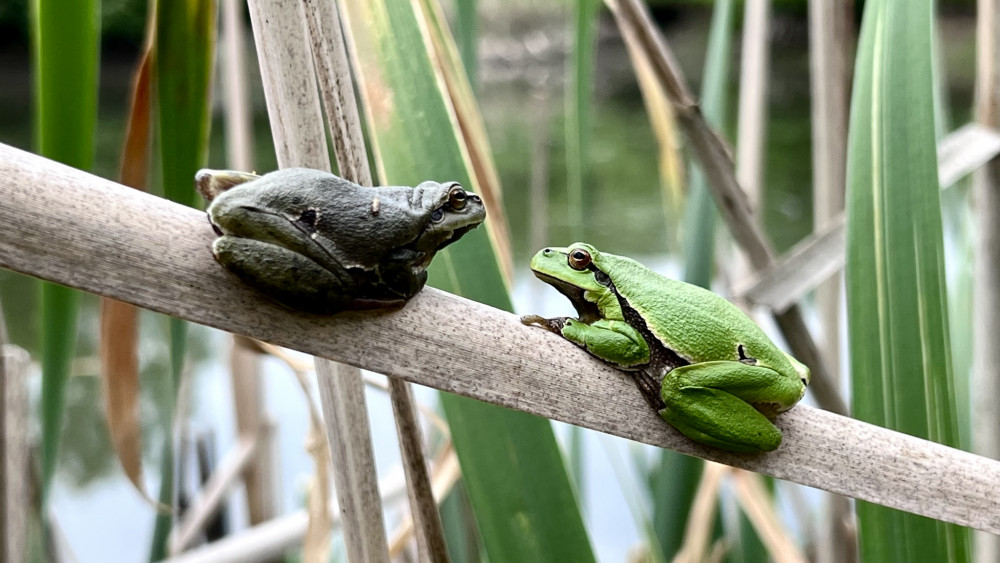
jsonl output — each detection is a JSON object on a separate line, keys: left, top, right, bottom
{"left": 100, "top": 44, "right": 167, "bottom": 512}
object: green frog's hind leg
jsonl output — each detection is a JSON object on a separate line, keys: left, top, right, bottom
{"left": 213, "top": 237, "right": 355, "bottom": 314}
{"left": 658, "top": 361, "right": 803, "bottom": 453}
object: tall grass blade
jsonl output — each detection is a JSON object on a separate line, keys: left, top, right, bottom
{"left": 566, "top": 0, "right": 600, "bottom": 236}
{"left": 610, "top": 443, "right": 668, "bottom": 563}
{"left": 149, "top": 0, "right": 217, "bottom": 559}
{"left": 455, "top": 0, "right": 478, "bottom": 84}
{"left": 650, "top": 453, "right": 702, "bottom": 557}
{"left": 30, "top": 0, "right": 100, "bottom": 503}
{"left": 682, "top": 0, "right": 733, "bottom": 291}
{"left": 845, "top": 0, "right": 970, "bottom": 560}
{"left": 440, "top": 484, "right": 483, "bottom": 563}
{"left": 338, "top": 0, "right": 595, "bottom": 559}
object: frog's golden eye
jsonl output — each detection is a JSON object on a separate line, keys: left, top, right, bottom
{"left": 568, "top": 248, "right": 592, "bottom": 270}
{"left": 448, "top": 186, "right": 467, "bottom": 210}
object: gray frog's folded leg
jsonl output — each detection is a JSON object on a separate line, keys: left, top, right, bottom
{"left": 213, "top": 237, "right": 356, "bottom": 314}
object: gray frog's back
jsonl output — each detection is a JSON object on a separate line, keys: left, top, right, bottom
{"left": 245, "top": 169, "right": 449, "bottom": 270}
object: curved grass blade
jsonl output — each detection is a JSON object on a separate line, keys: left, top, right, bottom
{"left": 417, "top": 0, "right": 514, "bottom": 281}
{"left": 338, "top": 0, "right": 595, "bottom": 559}
{"left": 619, "top": 3, "right": 686, "bottom": 247}
{"left": 30, "top": 0, "right": 100, "bottom": 503}
{"left": 845, "top": 0, "right": 969, "bottom": 560}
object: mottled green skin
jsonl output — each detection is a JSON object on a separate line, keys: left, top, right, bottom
{"left": 199, "top": 168, "right": 485, "bottom": 314}
{"left": 523, "top": 243, "right": 809, "bottom": 453}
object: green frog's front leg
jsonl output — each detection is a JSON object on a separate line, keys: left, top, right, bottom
{"left": 522, "top": 316, "right": 649, "bottom": 369}
{"left": 658, "top": 361, "right": 805, "bottom": 453}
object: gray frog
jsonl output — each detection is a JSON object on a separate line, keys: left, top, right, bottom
{"left": 197, "top": 168, "right": 486, "bottom": 314}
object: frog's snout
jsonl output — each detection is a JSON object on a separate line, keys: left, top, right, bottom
{"left": 530, "top": 248, "right": 557, "bottom": 271}
{"left": 783, "top": 352, "right": 810, "bottom": 387}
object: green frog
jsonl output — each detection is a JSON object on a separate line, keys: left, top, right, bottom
{"left": 523, "top": 243, "right": 809, "bottom": 453}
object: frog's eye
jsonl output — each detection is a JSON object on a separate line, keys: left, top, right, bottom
{"left": 430, "top": 208, "right": 445, "bottom": 223}
{"left": 448, "top": 187, "right": 467, "bottom": 210}
{"left": 568, "top": 248, "right": 592, "bottom": 270}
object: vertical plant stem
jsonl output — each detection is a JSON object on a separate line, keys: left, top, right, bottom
{"left": 302, "top": 0, "right": 449, "bottom": 557}
{"left": 39, "top": 288, "right": 78, "bottom": 491}
{"left": 229, "top": 339, "right": 277, "bottom": 525}
{"left": 302, "top": 0, "right": 371, "bottom": 186}
{"left": 246, "top": 1, "right": 392, "bottom": 560}
{"left": 973, "top": 1, "right": 1000, "bottom": 562}
{"left": 221, "top": 0, "right": 255, "bottom": 172}
{"left": 2, "top": 314, "right": 30, "bottom": 563}
{"left": 808, "top": 0, "right": 852, "bottom": 415}
{"left": 220, "top": 0, "right": 276, "bottom": 526}
{"left": 735, "top": 0, "right": 770, "bottom": 216}
{"left": 314, "top": 362, "right": 390, "bottom": 561}
{"left": 246, "top": 0, "right": 331, "bottom": 171}
{"left": 388, "top": 379, "right": 450, "bottom": 561}
{"left": 808, "top": 1, "right": 855, "bottom": 562}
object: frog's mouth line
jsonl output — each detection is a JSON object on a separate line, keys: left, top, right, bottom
{"left": 441, "top": 222, "right": 481, "bottom": 246}
{"left": 415, "top": 222, "right": 481, "bottom": 255}
{"left": 532, "top": 271, "right": 602, "bottom": 324}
